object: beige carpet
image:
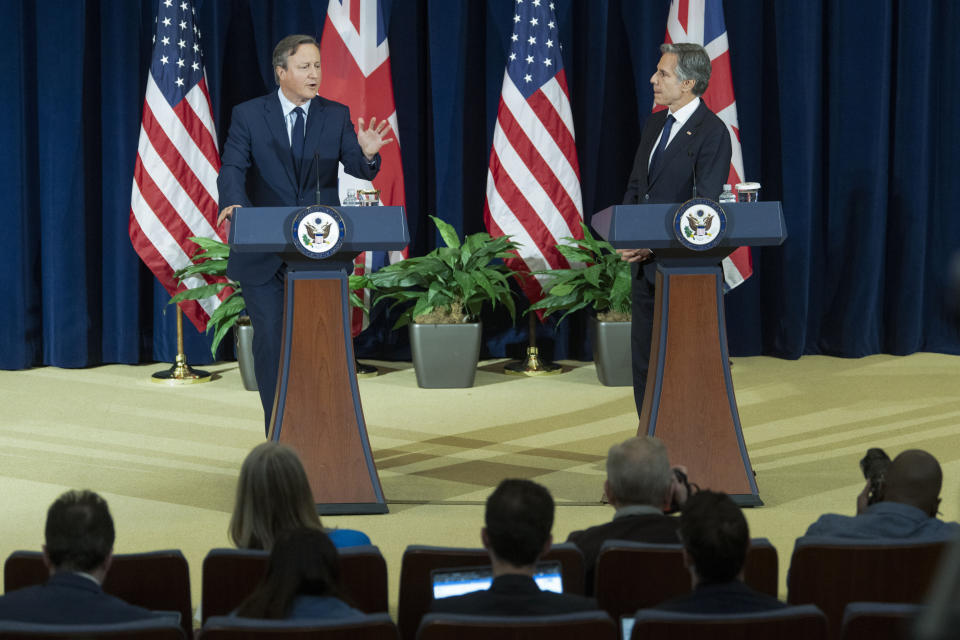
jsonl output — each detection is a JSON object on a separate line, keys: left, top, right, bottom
{"left": 1, "top": 353, "right": 958, "bottom": 612}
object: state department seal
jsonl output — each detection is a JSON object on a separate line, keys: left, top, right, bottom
{"left": 291, "top": 205, "right": 345, "bottom": 259}
{"left": 673, "top": 198, "right": 727, "bottom": 251}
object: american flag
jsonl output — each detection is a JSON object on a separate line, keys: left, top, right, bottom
{"left": 485, "top": 0, "right": 584, "bottom": 306}
{"left": 320, "top": 0, "right": 407, "bottom": 337}
{"left": 663, "top": 0, "right": 753, "bottom": 290}
{"left": 129, "top": 0, "right": 227, "bottom": 331}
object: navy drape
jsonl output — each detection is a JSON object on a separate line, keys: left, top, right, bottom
{"left": 2, "top": 0, "right": 958, "bottom": 370}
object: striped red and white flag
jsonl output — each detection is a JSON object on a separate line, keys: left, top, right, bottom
{"left": 320, "top": 0, "right": 407, "bottom": 337}
{"left": 129, "top": 0, "right": 228, "bottom": 332}
{"left": 664, "top": 0, "right": 753, "bottom": 290}
{"left": 484, "top": 0, "right": 584, "bottom": 306}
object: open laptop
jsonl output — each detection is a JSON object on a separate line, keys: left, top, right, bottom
{"left": 431, "top": 561, "right": 564, "bottom": 599}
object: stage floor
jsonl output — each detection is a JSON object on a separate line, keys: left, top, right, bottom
{"left": 1, "top": 353, "right": 958, "bottom": 611}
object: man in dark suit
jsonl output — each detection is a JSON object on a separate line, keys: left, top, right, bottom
{"left": 620, "top": 43, "right": 732, "bottom": 417}
{"left": 653, "top": 491, "right": 785, "bottom": 613}
{"left": 567, "top": 436, "right": 687, "bottom": 594}
{"left": 217, "top": 34, "right": 393, "bottom": 433}
{"left": 429, "top": 479, "right": 598, "bottom": 616}
{"left": 0, "top": 490, "right": 160, "bottom": 624}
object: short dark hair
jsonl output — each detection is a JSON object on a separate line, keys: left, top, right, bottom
{"left": 660, "top": 42, "right": 712, "bottom": 96}
{"left": 484, "top": 479, "right": 554, "bottom": 567}
{"left": 679, "top": 491, "right": 748, "bottom": 584}
{"left": 272, "top": 34, "right": 320, "bottom": 85}
{"left": 44, "top": 490, "right": 115, "bottom": 572}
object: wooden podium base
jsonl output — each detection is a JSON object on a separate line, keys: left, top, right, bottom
{"left": 269, "top": 270, "right": 387, "bottom": 515}
{"left": 639, "top": 266, "right": 762, "bottom": 506}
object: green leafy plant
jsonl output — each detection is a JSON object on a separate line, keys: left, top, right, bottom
{"left": 527, "top": 222, "right": 631, "bottom": 323}
{"left": 355, "top": 216, "right": 520, "bottom": 328}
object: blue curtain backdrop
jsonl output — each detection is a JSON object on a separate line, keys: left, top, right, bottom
{"left": 1, "top": 0, "right": 958, "bottom": 370}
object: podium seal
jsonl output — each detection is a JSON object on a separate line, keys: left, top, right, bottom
{"left": 673, "top": 198, "right": 727, "bottom": 251}
{"left": 291, "top": 205, "right": 346, "bottom": 259}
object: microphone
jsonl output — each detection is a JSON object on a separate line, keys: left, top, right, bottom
{"left": 314, "top": 152, "right": 322, "bottom": 205}
{"left": 688, "top": 149, "right": 698, "bottom": 199}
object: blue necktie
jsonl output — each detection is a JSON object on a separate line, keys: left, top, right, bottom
{"left": 648, "top": 113, "right": 675, "bottom": 176}
{"left": 291, "top": 106, "right": 305, "bottom": 173}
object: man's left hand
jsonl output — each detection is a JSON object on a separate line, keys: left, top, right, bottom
{"left": 357, "top": 116, "right": 394, "bottom": 160}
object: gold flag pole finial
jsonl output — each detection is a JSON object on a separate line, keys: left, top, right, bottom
{"left": 151, "top": 305, "right": 213, "bottom": 385}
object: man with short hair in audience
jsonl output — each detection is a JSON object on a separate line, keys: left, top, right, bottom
{"left": 805, "top": 449, "right": 960, "bottom": 540}
{"left": 567, "top": 436, "right": 687, "bottom": 593}
{"left": 0, "top": 489, "right": 160, "bottom": 624}
{"left": 429, "top": 478, "right": 598, "bottom": 615}
{"left": 654, "top": 490, "right": 785, "bottom": 612}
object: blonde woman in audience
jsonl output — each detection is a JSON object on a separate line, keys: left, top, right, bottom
{"left": 230, "top": 442, "right": 370, "bottom": 550}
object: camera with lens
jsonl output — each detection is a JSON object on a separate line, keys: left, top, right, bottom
{"left": 860, "top": 447, "right": 891, "bottom": 506}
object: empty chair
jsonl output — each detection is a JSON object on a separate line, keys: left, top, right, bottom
{"left": 198, "top": 612, "right": 399, "bottom": 640}
{"left": 593, "top": 538, "right": 778, "bottom": 620}
{"left": 3, "top": 550, "right": 192, "bottom": 640}
{"left": 201, "top": 545, "right": 388, "bottom": 623}
{"left": 787, "top": 537, "right": 947, "bottom": 639}
{"left": 628, "top": 604, "right": 827, "bottom": 640}
{"left": 841, "top": 602, "right": 922, "bottom": 640}
{"left": 416, "top": 611, "right": 616, "bottom": 640}
{"left": 0, "top": 615, "right": 184, "bottom": 639}
{"left": 397, "top": 543, "right": 585, "bottom": 640}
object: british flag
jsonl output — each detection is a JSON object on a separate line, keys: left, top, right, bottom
{"left": 484, "top": 0, "right": 584, "bottom": 306}
{"left": 320, "top": 0, "right": 406, "bottom": 336}
{"left": 663, "top": 0, "right": 753, "bottom": 290}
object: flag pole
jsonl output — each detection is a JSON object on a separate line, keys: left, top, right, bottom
{"left": 151, "top": 305, "right": 212, "bottom": 385}
{"left": 504, "top": 313, "right": 563, "bottom": 377}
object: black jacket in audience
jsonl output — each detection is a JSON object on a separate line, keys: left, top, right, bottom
{"left": 0, "top": 572, "right": 157, "bottom": 624}
{"left": 653, "top": 580, "right": 786, "bottom": 614}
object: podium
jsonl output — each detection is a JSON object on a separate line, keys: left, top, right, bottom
{"left": 592, "top": 201, "right": 786, "bottom": 506}
{"left": 229, "top": 206, "right": 409, "bottom": 514}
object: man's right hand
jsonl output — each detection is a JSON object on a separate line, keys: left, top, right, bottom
{"left": 617, "top": 248, "right": 654, "bottom": 263}
{"left": 218, "top": 205, "right": 241, "bottom": 227}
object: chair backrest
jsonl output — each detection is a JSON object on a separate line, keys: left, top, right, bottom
{"left": 416, "top": 611, "right": 616, "bottom": 640}
{"left": 594, "top": 538, "right": 778, "bottom": 620}
{"left": 787, "top": 537, "right": 947, "bottom": 640}
{"left": 3, "top": 550, "right": 192, "bottom": 640}
{"left": 0, "top": 615, "right": 185, "bottom": 639}
{"left": 629, "top": 604, "right": 827, "bottom": 640}
{"left": 198, "top": 612, "right": 398, "bottom": 640}
{"left": 840, "top": 602, "right": 922, "bottom": 640}
{"left": 201, "top": 545, "right": 387, "bottom": 623}
{"left": 397, "top": 543, "right": 585, "bottom": 640}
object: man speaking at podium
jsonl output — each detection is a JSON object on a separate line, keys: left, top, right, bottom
{"left": 217, "top": 34, "right": 393, "bottom": 434}
{"left": 619, "top": 43, "right": 732, "bottom": 419}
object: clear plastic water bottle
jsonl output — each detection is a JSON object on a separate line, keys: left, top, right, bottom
{"left": 718, "top": 184, "right": 736, "bottom": 203}
{"left": 343, "top": 189, "right": 359, "bottom": 206}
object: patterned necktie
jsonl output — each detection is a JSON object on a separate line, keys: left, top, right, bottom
{"left": 291, "top": 106, "right": 305, "bottom": 172}
{"left": 648, "top": 113, "right": 675, "bottom": 176}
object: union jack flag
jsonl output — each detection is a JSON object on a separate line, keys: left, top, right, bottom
{"left": 484, "top": 0, "right": 584, "bottom": 306}
{"left": 130, "top": 0, "right": 228, "bottom": 331}
{"left": 663, "top": 0, "right": 753, "bottom": 290}
{"left": 320, "top": 0, "right": 407, "bottom": 337}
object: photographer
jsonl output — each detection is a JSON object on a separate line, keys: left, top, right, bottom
{"left": 805, "top": 449, "right": 959, "bottom": 541}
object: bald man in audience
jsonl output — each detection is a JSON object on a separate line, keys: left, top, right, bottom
{"left": 805, "top": 449, "right": 960, "bottom": 540}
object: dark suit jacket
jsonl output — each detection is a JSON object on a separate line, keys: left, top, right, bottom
{"left": 653, "top": 580, "right": 787, "bottom": 614}
{"left": 567, "top": 512, "right": 681, "bottom": 595}
{"left": 217, "top": 92, "right": 380, "bottom": 285}
{"left": 0, "top": 572, "right": 157, "bottom": 624}
{"left": 428, "top": 574, "right": 597, "bottom": 617}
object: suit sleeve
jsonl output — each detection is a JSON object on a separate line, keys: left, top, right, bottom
{"left": 694, "top": 117, "right": 733, "bottom": 201}
{"left": 217, "top": 105, "right": 254, "bottom": 210}
{"left": 338, "top": 106, "right": 381, "bottom": 181}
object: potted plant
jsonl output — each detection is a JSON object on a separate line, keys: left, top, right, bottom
{"left": 355, "top": 216, "right": 519, "bottom": 388}
{"left": 527, "top": 222, "right": 632, "bottom": 386}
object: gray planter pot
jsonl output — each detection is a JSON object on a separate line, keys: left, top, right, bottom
{"left": 589, "top": 316, "right": 632, "bottom": 387}
{"left": 409, "top": 322, "right": 482, "bottom": 388}
{"left": 234, "top": 317, "right": 258, "bottom": 392}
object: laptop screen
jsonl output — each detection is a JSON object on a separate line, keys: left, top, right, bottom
{"left": 431, "top": 561, "right": 563, "bottom": 599}
{"left": 622, "top": 616, "right": 635, "bottom": 639}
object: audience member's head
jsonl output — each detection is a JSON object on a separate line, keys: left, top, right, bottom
{"left": 483, "top": 479, "right": 554, "bottom": 571}
{"left": 881, "top": 449, "right": 943, "bottom": 517}
{"left": 235, "top": 528, "right": 345, "bottom": 619}
{"left": 230, "top": 442, "right": 322, "bottom": 550}
{"left": 679, "top": 490, "right": 749, "bottom": 586}
{"left": 43, "top": 490, "right": 115, "bottom": 579}
{"left": 605, "top": 436, "right": 674, "bottom": 510}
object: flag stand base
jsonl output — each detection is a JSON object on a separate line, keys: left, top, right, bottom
{"left": 504, "top": 346, "right": 563, "bottom": 377}
{"left": 150, "top": 306, "right": 212, "bottom": 385}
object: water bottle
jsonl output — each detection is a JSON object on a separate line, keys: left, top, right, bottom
{"left": 343, "top": 189, "right": 359, "bottom": 206}
{"left": 718, "top": 184, "right": 736, "bottom": 203}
